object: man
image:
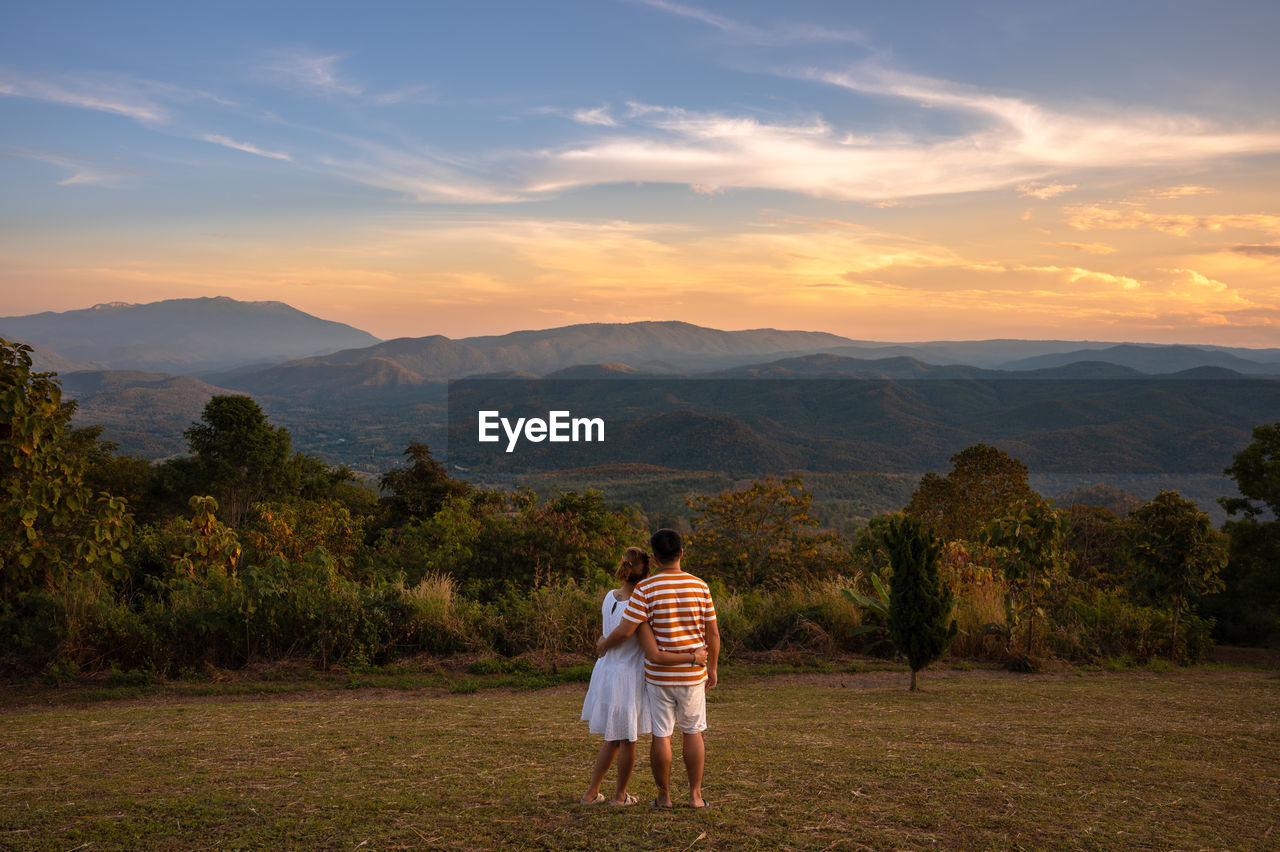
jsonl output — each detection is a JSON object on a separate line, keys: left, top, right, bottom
{"left": 597, "top": 528, "right": 719, "bottom": 809}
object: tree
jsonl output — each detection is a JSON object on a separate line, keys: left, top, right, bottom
{"left": 687, "top": 476, "right": 847, "bottom": 588}
{"left": 1, "top": 338, "right": 132, "bottom": 601}
{"left": 986, "top": 497, "right": 1064, "bottom": 656}
{"left": 378, "top": 443, "right": 470, "bottom": 528}
{"left": 884, "top": 515, "right": 957, "bottom": 690}
{"left": 906, "top": 444, "right": 1036, "bottom": 542}
{"left": 182, "top": 395, "right": 292, "bottom": 527}
{"left": 1211, "top": 421, "right": 1280, "bottom": 643}
{"left": 1220, "top": 421, "right": 1280, "bottom": 520}
{"left": 1128, "top": 490, "right": 1227, "bottom": 657}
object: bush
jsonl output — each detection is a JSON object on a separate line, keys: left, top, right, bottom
{"left": 1048, "top": 590, "right": 1214, "bottom": 665}
{"left": 497, "top": 577, "right": 605, "bottom": 656}
{"left": 400, "top": 572, "right": 490, "bottom": 655}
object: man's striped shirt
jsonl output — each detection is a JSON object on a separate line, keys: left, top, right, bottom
{"left": 621, "top": 570, "right": 716, "bottom": 687}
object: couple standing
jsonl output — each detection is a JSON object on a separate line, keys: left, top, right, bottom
{"left": 580, "top": 529, "right": 720, "bottom": 808}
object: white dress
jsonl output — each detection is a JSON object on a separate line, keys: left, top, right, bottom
{"left": 580, "top": 590, "right": 651, "bottom": 741}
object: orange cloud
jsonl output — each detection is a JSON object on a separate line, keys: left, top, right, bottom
{"left": 1064, "top": 205, "right": 1280, "bottom": 237}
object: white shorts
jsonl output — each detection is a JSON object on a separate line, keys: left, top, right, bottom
{"left": 647, "top": 682, "right": 707, "bottom": 737}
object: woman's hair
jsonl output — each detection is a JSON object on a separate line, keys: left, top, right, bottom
{"left": 616, "top": 546, "right": 650, "bottom": 583}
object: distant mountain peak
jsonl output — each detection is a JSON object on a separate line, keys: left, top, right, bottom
{"left": 1, "top": 296, "right": 381, "bottom": 373}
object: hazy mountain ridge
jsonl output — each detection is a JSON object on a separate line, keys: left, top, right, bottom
{"left": 59, "top": 369, "right": 246, "bottom": 457}
{"left": 7, "top": 339, "right": 105, "bottom": 374}
{"left": 0, "top": 297, "right": 381, "bottom": 373}
{"left": 1000, "top": 343, "right": 1280, "bottom": 374}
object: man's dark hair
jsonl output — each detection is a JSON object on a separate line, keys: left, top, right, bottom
{"left": 650, "top": 528, "right": 683, "bottom": 564}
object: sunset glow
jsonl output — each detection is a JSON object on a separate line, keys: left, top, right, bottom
{"left": 3, "top": 1, "right": 1278, "bottom": 344}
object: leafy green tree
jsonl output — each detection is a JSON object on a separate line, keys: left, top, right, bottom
{"left": 1, "top": 339, "right": 132, "bottom": 601}
{"left": 181, "top": 395, "right": 292, "bottom": 527}
{"left": 1061, "top": 504, "right": 1128, "bottom": 588}
{"left": 1128, "top": 490, "right": 1227, "bottom": 657}
{"left": 884, "top": 515, "right": 957, "bottom": 690}
{"left": 378, "top": 443, "right": 470, "bottom": 528}
{"left": 687, "top": 476, "right": 848, "bottom": 588}
{"left": 906, "top": 444, "right": 1037, "bottom": 542}
{"left": 986, "top": 497, "right": 1064, "bottom": 656}
{"left": 1221, "top": 422, "right": 1280, "bottom": 520}
{"left": 1208, "top": 421, "right": 1280, "bottom": 643}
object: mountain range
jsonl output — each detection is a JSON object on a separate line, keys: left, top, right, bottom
{"left": 4, "top": 296, "right": 1276, "bottom": 522}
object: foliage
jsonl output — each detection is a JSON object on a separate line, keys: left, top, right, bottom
{"left": 842, "top": 571, "right": 891, "bottom": 650}
{"left": 1126, "top": 490, "right": 1227, "bottom": 657}
{"left": 717, "top": 575, "right": 866, "bottom": 657}
{"left": 1220, "top": 421, "right": 1280, "bottom": 520}
{"left": 1047, "top": 588, "right": 1215, "bottom": 665}
{"left": 169, "top": 497, "right": 243, "bottom": 579}
{"left": 241, "top": 498, "right": 363, "bottom": 569}
{"left": 883, "top": 515, "right": 957, "bottom": 689}
{"left": 906, "top": 443, "right": 1037, "bottom": 542}
{"left": 1060, "top": 504, "right": 1129, "bottom": 588}
{"left": 371, "top": 488, "right": 637, "bottom": 600}
{"left": 177, "top": 395, "right": 293, "bottom": 527}
{"left": 1054, "top": 483, "right": 1143, "bottom": 518}
{"left": 1211, "top": 422, "right": 1280, "bottom": 644}
{"left": 986, "top": 497, "right": 1064, "bottom": 656}
{"left": 377, "top": 442, "right": 470, "bottom": 528}
{"left": 0, "top": 338, "right": 132, "bottom": 603}
{"left": 687, "top": 476, "right": 849, "bottom": 588}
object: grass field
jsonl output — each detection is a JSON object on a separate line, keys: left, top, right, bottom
{"left": 2, "top": 665, "right": 1278, "bottom": 850}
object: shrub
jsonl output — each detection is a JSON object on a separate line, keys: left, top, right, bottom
{"left": 400, "top": 572, "right": 490, "bottom": 655}
{"left": 1047, "top": 589, "right": 1214, "bottom": 665}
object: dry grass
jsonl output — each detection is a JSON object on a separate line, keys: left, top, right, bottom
{"left": 2, "top": 666, "right": 1278, "bottom": 850}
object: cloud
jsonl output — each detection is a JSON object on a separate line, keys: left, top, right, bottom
{"left": 1053, "top": 241, "right": 1119, "bottom": 255}
{"left": 0, "top": 71, "right": 168, "bottom": 124}
{"left": 1064, "top": 205, "right": 1280, "bottom": 237}
{"left": 1018, "top": 181, "right": 1076, "bottom": 199}
{"left": 632, "top": 0, "right": 869, "bottom": 47}
{"left": 372, "top": 85, "right": 437, "bottom": 106}
{"left": 1145, "top": 184, "right": 1216, "bottom": 199}
{"left": 1231, "top": 244, "right": 1280, "bottom": 258}
{"left": 520, "top": 65, "right": 1280, "bottom": 203}
{"left": 1165, "top": 267, "right": 1228, "bottom": 292}
{"left": 201, "top": 134, "right": 292, "bottom": 161}
{"left": 1, "top": 146, "right": 143, "bottom": 187}
{"left": 315, "top": 141, "right": 524, "bottom": 203}
{"left": 259, "top": 50, "right": 363, "bottom": 96}
{"left": 813, "top": 64, "right": 1280, "bottom": 166}
{"left": 571, "top": 106, "right": 618, "bottom": 127}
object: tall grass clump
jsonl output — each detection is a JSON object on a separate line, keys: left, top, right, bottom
{"left": 400, "top": 571, "right": 487, "bottom": 655}
{"left": 498, "top": 577, "right": 605, "bottom": 656}
{"left": 724, "top": 575, "right": 866, "bottom": 655}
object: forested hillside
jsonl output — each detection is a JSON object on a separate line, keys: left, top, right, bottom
{"left": 4, "top": 336, "right": 1278, "bottom": 683}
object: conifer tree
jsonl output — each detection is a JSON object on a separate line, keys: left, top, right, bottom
{"left": 885, "top": 515, "right": 957, "bottom": 691}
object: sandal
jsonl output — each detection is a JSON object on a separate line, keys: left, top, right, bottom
{"left": 579, "top": 793, "right": 606, "bottom": 805}
{"left": 610, "top": 793, "right": 639, "bottom": 806}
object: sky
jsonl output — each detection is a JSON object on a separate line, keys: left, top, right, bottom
{"left": 2, "top": 0, "right": 1279, "bottom": 345}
